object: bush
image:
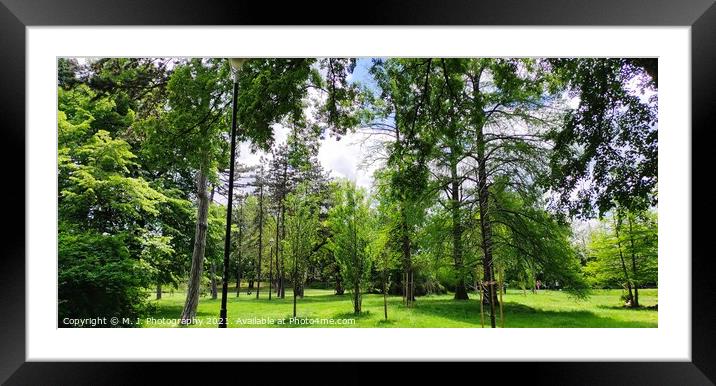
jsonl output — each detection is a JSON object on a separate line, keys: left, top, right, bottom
{"left": 58, "top": 227, "right": 153, "bottom": 326}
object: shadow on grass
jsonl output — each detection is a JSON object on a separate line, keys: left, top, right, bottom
{"left": 596, "top": 304, "right": 659, "bottom": 312}
{"left": 409, "top": 299, "right": 656, "bottom": 328}
{"left": 333, "top": 310, "right": 371, "bottom": 319}
{"left": 377, "top": 319, "right": 396, "bottom": 326}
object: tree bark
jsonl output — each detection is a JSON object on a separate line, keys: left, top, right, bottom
{"left": 156, "top": 283, "right": 162, "bottom": 300}
{"left": 268, "top": 244, "right": 274, "bottom": 300}
{"left": 614, "top": 215, "right": 634, "bottom": 306}
{"left": 627, "top": 215, "right": 640, "bottom": 307}
{"left": 451, "top": 151, "right": 469, "bottom": 300}
{"left": 279, "top": 195, "right": 287, "bottom": 299}
{"left": 335, "top": 264, "right": 344, "bottom": 295}
{"left": 476, "top": 122, "right": 497, "bottom": 328}
{"left": 256, "top": 183, "right": 264, "bottom": 299}
{"left": 210, "top": 261, "right": 217, "bottom": 300}
{"left": 180, "top": 168, "right": 210, "bottom": 325}
{"left": 383, "top": 269, "right": 388, "bottom": 320}
{"left": 292, "top": 245, "right": 299, "bottom": 318}
{"left": 236, "top": 204, "right": 243, "bottom": 297}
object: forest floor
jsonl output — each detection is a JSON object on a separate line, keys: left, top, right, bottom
{"left": 141, "top": 287, "right": 657, "bottom": 328}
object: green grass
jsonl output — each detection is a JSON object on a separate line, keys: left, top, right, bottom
{"left": 141, "top": 288, "right": 657, "bottom": 328}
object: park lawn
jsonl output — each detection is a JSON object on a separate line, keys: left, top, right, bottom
{"left": 141, "top": 287, "right": 657, "bottom": 328}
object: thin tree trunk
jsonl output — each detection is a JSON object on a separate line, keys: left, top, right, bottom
{"left": 627, "top": 215, "right": 640, "bottom": 307}
{"left": 256, "top": 183, "right": 264, "bottom": 299}
{"left": 479, "top": 281, "right": 485, "bottom": 328}
{"left": 280, "top": 200, "right": 287, "bottom": 299}
{"left": 156, "top": 284, "right": 162, "bottom": 300}
{"left": 498, "top": 268, "right": 504, "bottom": 328}
{"left": 400, "top": 204, "right": 414, "bottom": 307}
{"left": 236, "top": 204, "right": 243, "bottom": 297}
{"left": 273, "top": 211, "right": 281, "bottom": 297}
{"left": 476, "top": 122, "right": 497, "bottom": 328}
{"left": 383, "top": 269, "right": 388, "bottom": 320}
{"left": 236, "top": 260, "right": 242, "bottom": 297}
{"left": 393, "top": 121, "right": 414, "bottom": 307}
{"left": 292, "top": 245, "right": 298, "bottom": 318}
{"left": 210, "top": 262, "right": 217, "bottom": 299}
{"left": 236, "top": 207, "right": 244, "bottom": 297}
{"left": 209, "top": 185, "right": 218, "bottom": 301}
{"left": 352, "top": 220, "right": 361, "bottom": 314}
{"left": 451, "top": 153, "right": 468, "bottom": 300}
{"left": 268, "top": 245, "right": 274, "bottom": 300}
{"left": 614, "top": 215, "right": 634, "bottom": 306}
{"left": 180, "top": 168, "right": 210, "bottom": 325}
{"left": 335, "top": 264, "right": 344, "bottom": 295}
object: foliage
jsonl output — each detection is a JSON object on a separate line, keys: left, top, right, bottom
{"left": 58, "top": 224, "right": 153, "bottom": 325}
{"left": 328, "top": 181, "right": 374, "bottom": 312}
{"left": 56, "top": 57, "right": 658, "bottom": 327}
{"left": 584, "top": 209, "right": 658, "bottom": 289}
{"left": 546, "top": 59, "right": 658, "bottom": 218}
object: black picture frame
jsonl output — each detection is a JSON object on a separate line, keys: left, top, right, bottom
{"left": 2, "top": 0, "right": 714, "bottom": 384}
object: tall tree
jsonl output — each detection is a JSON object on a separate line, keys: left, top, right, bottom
{"left": 283, "top": 183, "right": 321, "bottom": 318}
{"left": 254, "top": 163, "right": 267, "bottom": 299}
{"left": 151, "top": 59, "right": 234, "bottom": 324}
{"left": 365, "top": 58, "right": 435, "bottom": 307}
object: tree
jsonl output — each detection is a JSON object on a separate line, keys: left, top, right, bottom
{"left": 365, "top": 58, "right": 434, "bottom": 307}
{"left": 282, "top": 183, "right": 321, "bottom": 318}
{"left": 585, "top": 208, "right": 657, "bottom": 306}
{"left": 328, "top": 181, "right": 374, "bottom": 315}
{"left": 205, "top": 201, "right": 228, "bottom": 300}
{"left": 154, "top": 59, "right": 233, "bottom": 324}
{"left": 253, "top": 163, "right": 268, "bottom": 299}
{"left": 437, "top": 59, "right": 569, "bottom": 326}
{"left": 232, "top": 194, "right": 248, "bottom": 296}
{"left": 370, "top": 208, "right": 398, "bottom": 320}
{"left": 58, "top": 85, "right": 168, "bottom": 324}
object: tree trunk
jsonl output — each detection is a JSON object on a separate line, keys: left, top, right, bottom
{"left": 450, "top": 151, "right": 469, "bottom": 300}
{"left": 292, "top": 248, "right": 299, "bottom": 318}
{"left": 180, "top": 168, "right": 210, "bottom": 325}
{"left": 156, "top": 283, "right": 162, "bottom": 300}
{"left": 256, "top": 184, "right": 264, "bottom": 299}
{"left": 268, "top": 245, "right": 274, "bottom": 300}
{"left": 476, "top": 123, "right": 497, "bottom": 328}
{"left": 236, "top": 203, "right": 243, "bottom": 297}
{"left": 383, "top": 270, "right": 388, "bottom": 320}
{"left": 210, "top": 261, "right": 218, "bottom": 300}
{"left": 627, "top": 215, "right": 640, "bottom": 307}
{"left": 279, "top": 200, "right": 287, "bottom": 299}
{"left": 354, "top": 283, "right": 361, "bottom": 315}
{"left": 335, "top": 265, "right": 344, "bottom": 295}
{"left": 235, "top": 260, "right": 242, "bottom": 297}
{"left": 400, "top": 204, "right": 415, "bottom": 307}
{"left": 614, "top": 215, "right": 634, "bottom": 306}
{"left": 352, "top": 220, "right": 361, "bottom": 314}
{"left": 271, "top": 212, "right": 280, "bottom": 299}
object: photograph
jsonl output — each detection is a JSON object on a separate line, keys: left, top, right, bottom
{"left": 57, "top": 57, "right": 658, "bottom": 329}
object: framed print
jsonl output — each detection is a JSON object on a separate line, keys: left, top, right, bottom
{"left": 2, "top": 0, "right": 715, "bottom": 384}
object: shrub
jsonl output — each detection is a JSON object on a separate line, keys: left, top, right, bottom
{"left": 58, "top": 226, "right": 153, "bottom": 326}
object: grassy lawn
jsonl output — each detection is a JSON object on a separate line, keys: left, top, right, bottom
{"left": 141, "top": 287, "right": 657, "bottom": 328}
